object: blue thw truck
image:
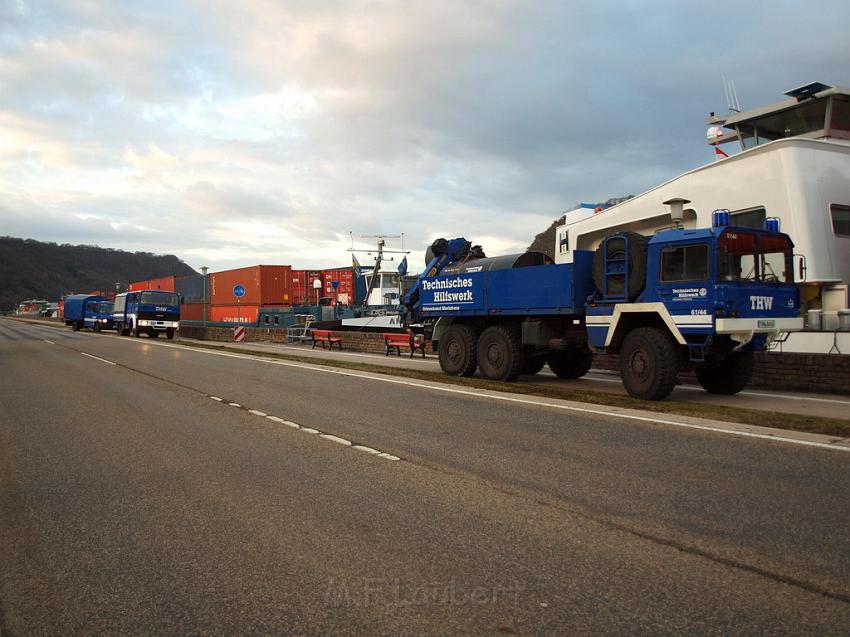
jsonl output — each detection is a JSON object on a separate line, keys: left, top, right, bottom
{"left": 402, "top": 211, "right": 803, "bottom": 400}
{"left": 63, "top": 295, "right": 114, "bottom": 332}
{"left": 113, "top": 290, "right": 180, "bottom": 339}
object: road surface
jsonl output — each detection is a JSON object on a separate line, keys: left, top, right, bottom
{"left": 1, "top": 319, "right": 849, "bottom": 635}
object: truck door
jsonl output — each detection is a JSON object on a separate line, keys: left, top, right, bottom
{"left": 654, "top": 242, "right": 713, "bottom": 335}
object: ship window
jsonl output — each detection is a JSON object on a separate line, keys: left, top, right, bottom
{"left": 832, "top": 204, "right": 850, "bottom": 236}
{"left": 660, "top": 244, "right": 709, "bottom": 282}
{"left": 748, "top": 99, "right": 828, "bottom": 141}
{"left": 830, "top": 96, "right": 850, "bottom": 132}
{"left": 274, "top": 316, "right": 280, "bottom": 325}
{"left": 559, "top": 231, "right": 569, "bottom": 253}
{"left": 264, "top": 315, "right": 270, "bottom": 325}
{"left": 730, "top": 207, "right": 766, "bottom": 229}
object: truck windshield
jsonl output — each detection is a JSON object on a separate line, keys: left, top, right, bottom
{"left": 138, "top": 292, "right": 178, "bottom": 306}
{"left": 95, "top": 302, "right": 113, "bottom": 314}
{"left": 717, "top": 231, "right": 793, "bottom": 284}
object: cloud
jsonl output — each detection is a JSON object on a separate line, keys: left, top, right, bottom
{"left": 1, "top": 0, "right": 849, "bottom": 276}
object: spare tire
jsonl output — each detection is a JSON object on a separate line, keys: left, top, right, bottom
{"left": 592, "top": 232, "right": 648, "bottom": 301}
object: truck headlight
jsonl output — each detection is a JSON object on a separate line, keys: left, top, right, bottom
{"left": 139, "top": 320, "right": 150, "bottom": 326}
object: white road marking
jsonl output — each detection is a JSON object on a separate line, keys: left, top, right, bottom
{"left": 377, "top": 453, "right": 400, "bottom": 461}
{"left": 321, "top": 434, "right": 353, "bottom": 446}
{"left": 43, "top": 339, "right": 55, "bottom": 345}
{"left": 300, "top": 427, "right": 320, "bottom": 435}
{"left": 209, "top": 396, "right": 223, "bottom": 401}
{"left": 248, "top": 409, "right": 267, "bottom": 417}
{"left": 80, "top": 352, "right": 116, "bottom": 366}
{"left": 228, "top": 402, "right": 241, "bottom": 408}
{"left": 159, "top": 345, "right": 850, "bottom": 454}
{"left": 282, "top": 420, "right": 300, "bottom": 429}
{"left": 353, "top": 445, "right": 381, "bottom": 455}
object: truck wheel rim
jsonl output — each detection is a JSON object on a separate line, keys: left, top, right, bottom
{"left": 485, "top": 343, "right": 504, "bottom": 368}
{"left": 628, "top": 349, "right": 650, "bottom": 382}
{"left": 447, "top": 339, "right": 462, "bottom": 363}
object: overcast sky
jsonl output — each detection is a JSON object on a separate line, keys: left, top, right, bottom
{"left": 1, "top": 1, "right": 848, "bottom": 273}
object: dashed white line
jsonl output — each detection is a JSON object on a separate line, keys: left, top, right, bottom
{"left": 300, "top": 427, "right": 320, "bottom": 435}
{"left": 80, "top": 352, "right": 116, "bottom": 366}
{"left": 320, "top": 434, "right": 352, "bottom": 446}
{"left": 43, "top": 339, "right": 55, "bottom": 345}
{"left": 228, "top": 402, "right": 241, "bottom": 408}
{"left": 353, "top": 445, "right": 381, "bottom": 455}
{"left": 209, "top": 396, "right": 223, "bottom": 401}
{"left": 377, "top": 453, "right": 400, "bottom": 461}
{"left": 282, "top": 420, "right": 300, "bottom": 429}
{"left": 248, "top": 409, "right": 267, "bottom": 417}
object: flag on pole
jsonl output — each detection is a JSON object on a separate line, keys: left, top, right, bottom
{"left": 397, "top": 255, "right": 408, "bottom": 276}
{"left": 352, "top": 254, "right": 362, "bottom": 278}
{"left": 714, "top": 146, "right": 729, "bottom": 160}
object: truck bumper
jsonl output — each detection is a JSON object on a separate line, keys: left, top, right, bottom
{"left": 137, "top": 320, "right": 179, "bottom": 330}
{"left": 715, "top": 317, "right": 803, "bottom": 333}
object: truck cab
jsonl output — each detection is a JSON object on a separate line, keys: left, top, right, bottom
{"left": 114, "top": 290, "right": 180, "bottom": 339}
{"left": 85, "top": 299, "right": 114, "bottom": 331}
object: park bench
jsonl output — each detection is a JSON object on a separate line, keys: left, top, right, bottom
{"left": 311, "top": 329, "right": 343, "bottom": 350}
{"left": 384, "top": 332, "right": 428, "bottom": 358}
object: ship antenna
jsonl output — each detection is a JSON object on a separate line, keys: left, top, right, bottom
{"left": 722, "top": 76, "right": 742, "bottom": 113}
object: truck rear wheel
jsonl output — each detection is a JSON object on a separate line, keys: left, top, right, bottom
{"left": 620, "top": 327, "right": 679, "bottom": 400}
{"left": 547, "top": 344, "right": 593, "bottom": 379}
{"left": 72, "top": 321, "right": 81, "bottom": 331}
{"left": 438, "top": 325, "right": 478, "bottom": 377}
{"left": 477, "top": 325, "right": 522, "bottom": 382}
{"left": 695, "top": 351, "right": 754, "bottom": 395}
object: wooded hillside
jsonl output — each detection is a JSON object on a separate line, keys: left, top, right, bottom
{"left": 0, "top": 236, "right": 196, "bottom": 310}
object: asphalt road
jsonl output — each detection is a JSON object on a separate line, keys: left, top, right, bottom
{"left": 1, "top": 318, "right": 849, "bottom": 636}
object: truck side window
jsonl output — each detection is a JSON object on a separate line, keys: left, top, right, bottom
{"left": 661, "top": 244, "right": 708, "bottom": 282}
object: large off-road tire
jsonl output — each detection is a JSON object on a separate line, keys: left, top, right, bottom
{"left": 522, "top": 353, "right": 547, "bottom": 376}
{"left": 547, "top": 344, "right": 594, "bottom": 379}
{"left": 149, "top": 329, "right": 159, "bottom": 338}
{"left": 620, "top": 327, "right": 680, "bottom": 400}
{"left": 438, "top": 324, "right": 478, "bottom": 377}
{"left": 477, "top": 325, "right": 522, "bottom": 382}
{"left": 120, "top": 322, "right": 130, "bottom": 336}
{"left": 133, "top": 322, "right": 140, "bottom": 338}
{"left": 695, "top": 351, "right": 754, "bottom": 395}
{"left": 166, "top": 328, "right": 175, "bottom": 340}
{"left": 592, "top": 232, "right": 648, "bottom": 300}
{"left": 72, "top": 321, "right": 81, "bottom": 331}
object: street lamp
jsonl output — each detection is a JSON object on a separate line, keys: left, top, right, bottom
{"left": 201, "top": 266, "right": 209, "bottom": 331}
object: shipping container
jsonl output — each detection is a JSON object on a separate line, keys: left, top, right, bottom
{"left": 128, "top": 276, "right": 177, "bottom": 292}
{"left": 179, "top": 302, "right": 209, "bottom": 322}
{"left": 209, "top": 265, "right": 292, "bottom": 305}
{"left": 176, "top": 274, "right": 209, "bottom": 303}
{"left": 210, "top": 304, "right": 261, "bottom": 325}
{"left": 291, "top": 270, "right": 323, "bottom": 305}
{"left": 321, "top": 267, "right": 359, "bottom": 305}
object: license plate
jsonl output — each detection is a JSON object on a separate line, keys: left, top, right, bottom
{"left": 758, "top": 319, "right": 775, "bottom": 328}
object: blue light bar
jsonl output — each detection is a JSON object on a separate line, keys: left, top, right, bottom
{"left": 764, "top": 217, "right": 781, "bottom": 233}
{"left": 712, "top": 209, "right": 730, "bottom": 227}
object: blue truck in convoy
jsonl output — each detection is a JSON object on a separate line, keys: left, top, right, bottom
{"left": 113, "top": 290, "right": 180, "bottom": 339}
{"left": 63, "top": 295, "right": 114, "bottom": 332}
{"left": 401, "top": 211, "right": 803, "bottom": 400}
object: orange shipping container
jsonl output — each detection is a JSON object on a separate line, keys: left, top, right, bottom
{"left": 322, "top": 268, "right": 356, "bottom": 305}
{"left": 129, "top": 276, "right": 177, "bottom": 292}
{"left": 209, "top": 265, "right": 292, "bottom": 305}
{"left": 291, "top": 270, "right": 323, "bottom": 305}
{"left": 179, "top": 303, "right": 209, "bottom": 321}
{"left": 210, "top": 304, "right": 260, "bottom": 324}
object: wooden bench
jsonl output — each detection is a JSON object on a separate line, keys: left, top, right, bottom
{"left": 384, "top": 332, "right": 428, "bottom": 358}
{"left": 311, "top": 329, "right": 343, "bottom": 350}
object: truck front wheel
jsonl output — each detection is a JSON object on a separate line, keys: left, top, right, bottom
{"left": 547, "top": 344, "right": 593, "bottom": 379}
{"left": 695, "top": 351, "right": 754, "bottom": 395}
{"left": 438, "top": 325, "right": 478, "bottom": 377}
{"left": 620, "top": 327, "right": 679, "bottom": 400}
{"left": 477, "top": 325, "right": 522, "bottom": 382}
{"left": 166, "top": 328, "right": 175, "bottom": 340}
